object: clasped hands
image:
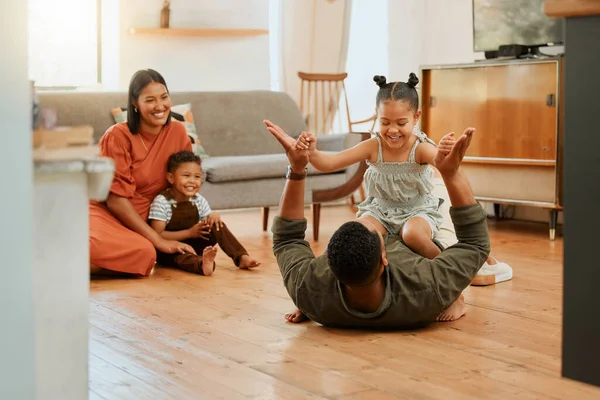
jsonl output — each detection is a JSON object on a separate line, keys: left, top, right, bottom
{"left": 186, "top": 212, "right": 223, "bottom": 239}
{"left": 263, "top": 120, "right": 311, "bottom": 173}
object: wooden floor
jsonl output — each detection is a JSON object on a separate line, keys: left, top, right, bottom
{"left": 90, "top": 205, "right": 600, "bottom": 400}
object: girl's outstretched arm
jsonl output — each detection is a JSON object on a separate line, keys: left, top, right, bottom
{"left": 300, "top": 131, "right": 377, "bottom": 172}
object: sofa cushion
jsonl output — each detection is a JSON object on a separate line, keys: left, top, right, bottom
{"left": 202, "top": 153, "right": 344, "bottom": 183}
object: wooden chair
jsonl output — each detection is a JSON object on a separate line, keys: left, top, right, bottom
{"left": 297, "top": 72, "right": 374, "bottom": 206}
{"left": 297, "top": 72, "right": 376, "bottom": 135}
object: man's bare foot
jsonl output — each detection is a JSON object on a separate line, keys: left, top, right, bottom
{"left": 202, "top": 246, "right": 218, "bottom": 276}
{"left": 285, "top": 308, "right": 308, "bottom": 323}
{"left": 436, "top": 294, "right": 466, "bottom": 322}
{"left": 238, "top": 254, "right": 261, "bottom": 269}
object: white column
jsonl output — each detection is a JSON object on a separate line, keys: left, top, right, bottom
{"left": 33, "top": 166, "right": 91, "bottom": 400}
{"left": 388, "top": 0, "right": 425, "bottom": 81}
{"left": 0, "top": 1, "right": 36, "bottom": 399}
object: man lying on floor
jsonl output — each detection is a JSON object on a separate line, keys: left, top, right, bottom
{"left": 264, "top": 120, "right": 490, "bottom": 329}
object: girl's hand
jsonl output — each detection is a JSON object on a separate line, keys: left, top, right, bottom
{"left": 156, "top": 239, "right": 196, "bottom": 255}
{"left": 434, "top": 127, "right": 475, "bottom": 176}
{"left": 298, "top": 131, "right": 317, "bottom": 154}
{"left": 207, "top": 212, "right": 224, "bottom": 231}
{"left": 437, "top": 132, "right": 456, "bottom": 155}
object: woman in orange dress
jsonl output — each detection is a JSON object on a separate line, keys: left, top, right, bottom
{"left": 89, "top": 69, "right": 199, "bottom": 276}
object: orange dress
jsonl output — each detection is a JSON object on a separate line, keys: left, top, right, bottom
{"left": 89, "top": 121, "right": 193, "bottom": 275}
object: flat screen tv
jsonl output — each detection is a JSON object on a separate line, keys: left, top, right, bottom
{"left": 473, "top": 0, "right": 564, "bottom": 52}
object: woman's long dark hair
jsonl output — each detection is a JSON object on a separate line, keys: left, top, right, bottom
{"left": 127, "top": 69, "right": 172, "bottom": 134}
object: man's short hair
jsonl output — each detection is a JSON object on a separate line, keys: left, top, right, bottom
{"left": 327, "top": 221, "right": 382, "bottom": 285}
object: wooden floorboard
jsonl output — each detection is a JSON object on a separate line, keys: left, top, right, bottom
{"left": 90, "top": 205, "right": 600, "bottom": 399}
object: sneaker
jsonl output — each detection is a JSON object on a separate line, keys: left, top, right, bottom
{"left": 470, "top": 257, "right": 513, "bottom": 286}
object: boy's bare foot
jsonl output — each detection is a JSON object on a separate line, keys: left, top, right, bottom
{"left": 202, "top": 246, "right": 218, "bottom": 276}
{"left": 436, "top": 294, "right": 466, "bottom": 322}
{"left": 238, "top": 254, "right": 261, "bottom": 269}
{"left": 285, "top": 308, "right": 308, "bottom": 323}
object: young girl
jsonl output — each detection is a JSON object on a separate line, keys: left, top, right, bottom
{"left": 301, "top": 73, "right": 457, "bottom": 259}
{"left": 148, "top": 150, "right": 260, "bottom": 276}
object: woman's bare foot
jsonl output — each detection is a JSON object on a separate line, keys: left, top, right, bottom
{"left": 238, "top": 254, "right": 261, "bottom": 269}
{"left": 285, "top": 308, "right": 308, "bottom": 323}
{"left": 90, "top": 264, "right": 103, "bottom": 274}
{"left": 436, "top": 294, "right": 466, "bottom": 322}
{"left": 202, "top": 246, "right": 218, "bottom": 276}
{"left": 90, "top": 264, "right": 136, "bottom": 278}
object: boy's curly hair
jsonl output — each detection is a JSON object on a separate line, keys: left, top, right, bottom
{"left": 167, "top": 150, "right": 201, "bottom": 173}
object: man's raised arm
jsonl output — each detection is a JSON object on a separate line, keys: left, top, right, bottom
{"left": 427, "top": 129, "right": 491, "bottom": 309}
{"left": 263, "top": 120, "right": 315, "bottom": 300}
{"left": 264, "top": 121, "right": 309, "bottom": 220}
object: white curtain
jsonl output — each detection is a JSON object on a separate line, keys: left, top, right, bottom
{"left": 278, "top": 0, "right": 352, "bottom": 107}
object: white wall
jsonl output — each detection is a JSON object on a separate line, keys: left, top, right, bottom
{"left": 388, "top": 0, "right": 426, "bottom": 82}
{"left": 389, "top": 0, "right": 482, "bottom": 82}
{"left": 421, "top": 0, "right": 485, "bottom": 66}
{"left": 1, "top": 1, "right": 35, "bottom": 399}
{"left": 116, "top": 0, "right": 270, "bottom": 92}
{"left": 340, "top": 0, "right": 388, "bottom": 132}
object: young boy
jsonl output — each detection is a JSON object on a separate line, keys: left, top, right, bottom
{"left": 149, "top": 151, "right": 260, "bottom": 276}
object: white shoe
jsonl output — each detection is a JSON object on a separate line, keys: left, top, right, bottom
{"left": 471, "top": 257, "right": 513, "bottom": 286}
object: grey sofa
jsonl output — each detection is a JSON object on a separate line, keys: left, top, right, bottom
{"left": 38, "top": 90, "right": 368, "bottom": 240}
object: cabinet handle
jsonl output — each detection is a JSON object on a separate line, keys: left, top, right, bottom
{"left": 429, "top": 96, "right": 437, "bottom": 108}
{"left": 546, "top": 94, "right": 556, "bottom": 107}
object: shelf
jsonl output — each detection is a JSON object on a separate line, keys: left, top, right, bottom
{"left": 128, "top": 28, "right": 268, "bottom": 37}
{"left": 463, "top": 157, "right": 556, "bottom": 167}
{"left": 474, "top": 196, "right": 561, "bottom": 209}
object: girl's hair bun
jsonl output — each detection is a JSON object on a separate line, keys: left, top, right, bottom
{"left": 407, "top": 72, "right": 419, "bottom": 88}
{"left": 373, "top": 75, "right": 387, "bottom": 88}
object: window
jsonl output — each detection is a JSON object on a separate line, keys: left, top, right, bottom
{"left": 28, "top": 0, "right": 100, "bottom": 88}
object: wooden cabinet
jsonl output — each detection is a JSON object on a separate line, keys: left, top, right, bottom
{"left": 420, "top": 58, "right": 563, "bottom": 239}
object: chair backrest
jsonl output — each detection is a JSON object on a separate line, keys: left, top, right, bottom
{"left": 297, "top": 72, "right": 376, "bottom": 135}
{"left": 298, "top": 72, "right": 350, "bottom": 135}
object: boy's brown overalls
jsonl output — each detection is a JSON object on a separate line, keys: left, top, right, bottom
{"left": 155, "top": 189, "right": 248, "bottom": 275}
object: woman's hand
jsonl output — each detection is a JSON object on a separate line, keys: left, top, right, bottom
{"left": 156, "top": 238, "right": 196, "bottom": 255}
{"left": 187, "top": 221, "right": 211, "bottom": 239}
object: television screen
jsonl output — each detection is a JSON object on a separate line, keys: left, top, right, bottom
{"left": 473, "top": 0, "right": 564, "bottom": 52}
